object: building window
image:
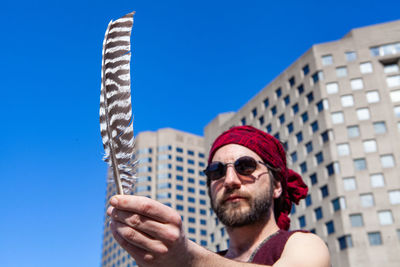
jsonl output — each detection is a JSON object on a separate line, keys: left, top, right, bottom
{"left": 301, "top": 112, "right": 308, "bottom": 123}
{"left": 389, "top": 190, "right": 400, "bottom": 204}
{"left": 258, "top": 116, "right": 265, "bottom": 125}
{"left": 389, "top": 90, "right": 400, "bottom": 104}
{"left": 176, "top": 147, "right": 183, "bottom": 153}
{"left": 360, "top": 193, "right": 374, "bottom": 207}
{"left": 326, "top": 82, "right": 339, "bottom": 94}
{"left": 337, "top": 143, "right": 350, "bottom": 156}
{"left": 292, "top": 103, "right": 299, "bottom": 114}
{"left": 326, "top": 221, "right": 335, "bottom": 234}
{"left": 307, "top": 92, "right": 314, "bottom": 103}
{"left": 368, "top": 232, "right": 383, "bottom": 246}
{"left": 360, "top": 62, "right": 373, "bottom": 73}
{"left": 347, "top": 125, "right": 360, "bottom": 138}
{"left": 320, "top": 185, "right": 329, "bottom": 198}
{"left": 326, "top": 162, "right": 338, "bottom": 176}
{"left": 266, "top": 124, "right": 272, "bottom": 133}
{"left": 252, "top": 108, "right": 257, "bottom": 118}
{"left": 338, "top": 235, "right": 353, "bottom": 250}
{"left": 316, "top": 99, "right": 328, "bottom": 112}
{"left": 312, "top": 71, "right": 323, "bottom": 83}
{"left": 303, "top": 65, "right": 310, "bottom": 75}
{"left": 297, "top": 84, "right": 304, "bottom": 95}
{"left": 370, "top": 173, "right": 385, "bottom": 188}
{"left": 271, "top": 106, "right": 277, "bottom": 116}
{"left": 291, "top": 205, "right": 296, "bottom": 215}
{"left": 287, "top": 122, "right": 294, "bottom": 134}
{"left": 322, "top": 55, "right": 333, "bottom": 66}
{"left": 296, "top": 132, "right": 303, "bottom": 143}
{"left": 386, "top": 75, "right": 400, "bottom": 88}
{"left": 300, "top": 162, "right": 307, "bottom": 173}
{"left": 381, "top": 154, "right": 395, "bottom": 168}
{"left": 188, "top": 207, "right": 195, "bottom": 213}
{"left": 354, "top": 158, "right": 367, "bottom": 171}
{"left": 198, "top": 152, "right": 205, "bottom": 158}
{"left": 332, "top": 197, "right": 346, "bottom": 211}
{"left": 345, "top": 51, "right": 357, "bottom": 61}
{"left": 279, "top": 114, "right": 285, "bottom": 124}
{"left": 241, "top": 117, "right": 246, "bottom": 126}
{"left": 305, "top": 141, "right": 313, "bottom": 153}
{"left": 274, "top": 133, "right": 280, "bottom": 140}
{"left": 331, "top": 111, "right": 344, "bottom": 124}
{"left": 395, "top": 106, "right": 400, "bottom": 117}
{"left": 366, "top": 90, "right": 380, "bottom": 103}
{"left": 384, "top": 63, "right": 400, "bottom": 74}
{"left": 343, "top": 177, "right": 356, "bottom": 191}
{"left": 336, "top": 66, "right": 348, "bottom": 77}
{"left": 373, "top": 121, "right": 386, "bottom": 134}
{"left": 351, "top": 78, "right": 364, "bottom": 90}
{"left": 356, "top": 108, "right": 370, "bottom": 120}
{"left": 299, "top": 215, "right": 306, "bottom": 228}
{"left": 363, "top": 140, "right": 377, "bottom": 153}
{"left": 284, "top": 95, "right": 290, "bottom": 105}
{"left": 289, "top": 77, "right": 296, "bottom": 87}
{"left": 314, "top": 207, "right": 323, "bottom": 220}
{"left": 378, "top": 210, "right": 394, "bottom": 225}
{"left": 341, "top": 95, "right": 354, "bottom": 107}
{"left": 264, "top": 98, "right": 269, "bottom": 108}
{"left": 305, "top": 194, "right": 312, "bottom": 207}
{"left": 310, "top": 173, "right": 317, "bottom": 185}
{"left": 315, "top": 152, "right": 324, "bottom": 164}
{"left": 321, "top": 130, "right": 331, "bottom": 143}
{"left": 291, "top": 151, "right": 298, "bottom": 163}
{"left": 350, "top": 214, "right": 364, "bottom": 227}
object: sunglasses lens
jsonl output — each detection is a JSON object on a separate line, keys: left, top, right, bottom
{"left": 205, "top": 162, "right": 225, "bottom": 180}
{"left": 234, "top": 156, "right": 257, "bottom": 175}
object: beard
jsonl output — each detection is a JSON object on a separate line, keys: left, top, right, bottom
{"left": 210, "top": 184, "right": 274, "bottom": 227}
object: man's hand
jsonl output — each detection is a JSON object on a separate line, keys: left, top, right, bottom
{"left": 107, "top": 195, "right": 193, "bottom": 267}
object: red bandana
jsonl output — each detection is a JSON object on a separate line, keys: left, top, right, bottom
{"left": 208, "top": 125, "right": 308, "bottom": 230}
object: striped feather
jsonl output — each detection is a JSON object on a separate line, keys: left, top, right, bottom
{"left": 100, "top": 12, "right": 136, "bottom": 195}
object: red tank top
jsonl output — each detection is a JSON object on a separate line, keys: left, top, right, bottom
{"left": 248, "top": 230, "right": 308, "bottom": 265}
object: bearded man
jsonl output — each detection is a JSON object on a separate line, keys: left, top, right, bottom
{"left": 107, "top": 126, "right": 330, "bottom": 267}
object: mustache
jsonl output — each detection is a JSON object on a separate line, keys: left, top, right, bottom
{"left": 219, "top": 188, "right": 251, "bottom": 203}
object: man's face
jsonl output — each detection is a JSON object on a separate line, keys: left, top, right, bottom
{"left": 208, "top": 144, "right": 276, "bottom": 227}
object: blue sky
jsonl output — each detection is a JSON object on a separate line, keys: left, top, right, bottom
{"left": 0, "top": 1, "right": 398, "bottom": 266}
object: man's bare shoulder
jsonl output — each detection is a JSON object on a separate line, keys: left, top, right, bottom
{"left": 274, "top": 232, "right": 330, "bottom": 267}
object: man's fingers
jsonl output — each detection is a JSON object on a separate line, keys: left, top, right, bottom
{"left": 108, "top": 207, "right": 183, "bottom": 243}
{"left": 110, "top": 223, "right": 155, "bottom": 263}
{"left": 110, "top": 220, "right": 168, "bottom": 255}
{"left": 110, "top": 195, "right": 181, "bottom": 225}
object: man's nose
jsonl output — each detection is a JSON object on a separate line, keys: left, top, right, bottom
{"left": 223, "top": 165, "right": 242, "bottom": 189}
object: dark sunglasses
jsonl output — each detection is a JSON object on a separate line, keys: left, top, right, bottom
{"left": 203, "top": 156, "right": 271, "bottom": 181}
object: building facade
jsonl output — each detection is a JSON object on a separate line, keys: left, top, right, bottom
{"left": 204, "top": 20, "right": 400, "bottom": 267}
{"left": 101, "top": 128, "right": 208, "bottom": 267}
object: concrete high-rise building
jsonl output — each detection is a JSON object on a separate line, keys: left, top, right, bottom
{"left": 101, "top": 128, "right": 208, "bottom": 267}
{"left": 204, "top": 20, "right": 400, "bottom": 267}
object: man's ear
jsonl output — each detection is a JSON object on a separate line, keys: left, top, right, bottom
{"left": 273, "top": 181, "right": 282, "bottom": 199}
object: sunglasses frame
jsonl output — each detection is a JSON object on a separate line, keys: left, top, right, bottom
{"left": 203, "top": 156, "right": 276, "bottom": 181}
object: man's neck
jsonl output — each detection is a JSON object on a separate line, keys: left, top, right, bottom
{"left": 224, "top": 217, "right": 280, "bottom": 262}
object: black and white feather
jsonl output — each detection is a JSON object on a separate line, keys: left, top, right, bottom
{"left": 100, "top": 12, "right": 136, "bottom": 195}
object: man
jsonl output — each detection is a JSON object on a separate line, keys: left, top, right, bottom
{"left": 108, "top": 126, "right": 330, "bottom": 266}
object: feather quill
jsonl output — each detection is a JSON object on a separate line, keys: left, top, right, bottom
{"left": 100, "top": 12, "right": 136, "bottom": 195}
